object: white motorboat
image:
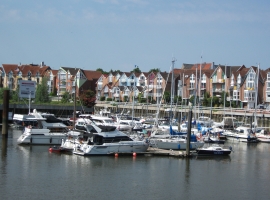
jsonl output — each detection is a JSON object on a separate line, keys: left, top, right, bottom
{"left": 223, "top": 126, "right": 258, "bottom": 143}
{"left": 254, "top": 129, "right": 270, "bottom": 143}
{"left": 12, "top": 113, "right": 38, "bottom": 129}
{"left": 72, "top": 124, "right": 149, "bottom": 156}
{"left": 17, "top": 109, "right": 80, "bottom": 145}
{"left": 118, "top": 120, "right": 144, "bottom": 132}
{"left": 196, "top": 144, "right": 232, "bottom": 155}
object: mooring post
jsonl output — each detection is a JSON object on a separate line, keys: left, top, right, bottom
{"left": 2, "top": 90, "right": 9, "bottom": 137}
{"left": 186, "top": 110, "right": 192, "bottom": 156}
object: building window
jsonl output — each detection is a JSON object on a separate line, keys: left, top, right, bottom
{"left": 233, "top": 90, "right": 239, "bottom": 100}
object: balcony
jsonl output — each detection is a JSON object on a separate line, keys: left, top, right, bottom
{"left": 130, "top": 79, "right": 135, "bottom": 83}
{"left": 212, "top": 88, "right": 224, "bottom": 93}
{"left": 156, "top": 85, "right": 162, "bottom": 89}
{"left": 188, "top": 87, "right": 195, "bottom": 90}
{"left": 243, "top": 97, "right": 255, "bottom": 102}
{"left": 244, "top": 87, "right": 255, "bottom": 91}
{"left": 121, "top": 79, "right": 127, "bottom": 82}
{"left": 212, "top": 79, "right": 224, "bottom": 83}
{"left": 113, "top": 94, "right": 120, "bottom": 97}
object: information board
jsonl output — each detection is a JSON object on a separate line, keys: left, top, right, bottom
{"left": 19, "top": 80, "right": 36, "bottom": 98}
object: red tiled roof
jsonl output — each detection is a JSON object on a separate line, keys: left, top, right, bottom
{"left": 83, "top": 70, "right": 102, "bottom": 80}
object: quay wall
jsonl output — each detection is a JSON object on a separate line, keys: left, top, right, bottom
{"left": 94, "top": 102, "right": 270, "bottom": 129}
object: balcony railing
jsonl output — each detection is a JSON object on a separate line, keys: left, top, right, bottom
{"left": 244, "top": 87, "right": 255, "bottom": 91}
{"left": 243, "top": 97, "right": 255, "bottom": 102}
{"left": 212, "top": 79, "right": 224, "bottom": 83}
{"left": 121, "top": 79, "right": 127, "bottom": 82}
{"left": 130, "top": 79, "right": 135, "bottom": 83}
{"left": 212, "top": 88, "right": 224, "bottom": 93}
{"left": 113, "top": 94, "right": 120, "bottom": 97}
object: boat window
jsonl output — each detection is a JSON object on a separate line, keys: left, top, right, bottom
{"left": 239, "top": 130, "right": 244, "bottom": 133}
{"left": 104, "top": 120, "right": 114, "bottom": 124}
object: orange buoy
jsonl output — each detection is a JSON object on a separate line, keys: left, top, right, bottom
{"left": 133, "top": 152, "right": 137, "bottom": 157}
{"left": 115, "top": 153, "right": 118, "bottom": 157}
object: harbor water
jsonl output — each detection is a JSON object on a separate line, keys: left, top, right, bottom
{"left": 1, "top": 128, "right": 270, "bottom": 200}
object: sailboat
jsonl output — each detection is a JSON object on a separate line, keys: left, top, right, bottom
{"left": 154, "top": 58, "right": 204, "bottom": 150}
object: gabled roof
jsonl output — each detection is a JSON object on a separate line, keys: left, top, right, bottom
{"left": 2, "top": 63, "right": 51, "bottom": 76}
{"left": 202, "top": 69, "right": 215, "bottom": 78}
{"left": 82, "top": 70, "right": 102, "bottom": 81}
{"left": 51, "top": 70, "right": 58, "bottom": 76}
{"left": 190, "top": 63, "right": 212, "bottom": 70}
{"left": 60, "top": 67, "right": 79, "bottom": 75}
{"left": 182, "top": 63, "right": 194, "bottom": 69}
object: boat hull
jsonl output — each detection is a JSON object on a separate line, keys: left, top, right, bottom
{"left": 17, "top": 134, "right": 68, "bottom": 145}
{"left": 225, "top": 136, "right": 258, "bottom": 143}
{"left": 155, "top": 139, "right": 204, "bottom": 150}
{"left": 74, "top": 142, "right": 149, "bottom": 155}
{"left": 196, "top": 149, "right": 231, "bottom": 155}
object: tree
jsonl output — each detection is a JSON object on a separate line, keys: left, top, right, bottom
{"left": 79, "top": 90, "right": 96, "bottom": 107}
{"left": 96, "top": 68, "right": 109, "bottom": 74}
{"left": 149, "top": 68, "right": 160, "bottom": 73}
{"left": 163, "top": 91, "right": 170, "bottom": 103}
{"left": 61, "top": 92, "right": 70, "bottom": 103}
{"left": 131, "top": 66, "right": 141, "bottom": 73}
{"left": 96, "top": 68, "right": 104, "bottom": 73}
{"left": 35, "top": 77, "right": 51, "bottom": 103}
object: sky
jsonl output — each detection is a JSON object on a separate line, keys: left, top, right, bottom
{"left": 1, "top": 0, "right": 270, "bottom": 72}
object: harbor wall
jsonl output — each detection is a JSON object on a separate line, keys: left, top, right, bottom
{"left": 94, "top": 102, "right": 270, "bottom": 129}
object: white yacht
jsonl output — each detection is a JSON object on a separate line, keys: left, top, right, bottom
{"left": 12, "top": 113, "right": 38, "bottom": 129}
{"left": 154, "top": 134, "right": 204, "bottom": 150}
{"left": 254, "top": 129, "right": 270, "bottom": 143}
{"left": 70, "top": 123, "right": 149, "bottom": 156}
{"left": 223, "top": 126, "right": 258, "bottom": 143}
{"left": 17, "top": 109, "right": 80, "bottom": 145}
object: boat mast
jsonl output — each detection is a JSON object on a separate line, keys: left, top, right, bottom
{"left": 194, "top": 64, "right": 197, "bottom": 120}
{"left": 73, "top": 68, "right": 77, "bottom": 129}
{"left": 170, "top": 58, "right": 176, "bottom": 124}
{"left": 28, "top": 91, "right": 31, "bottom": 114}
{"left": 223, "top": 64, "right": 227, "bottom": 120}
{"left": 198, "top": 56, "right": 202, "bottom": 118}
{"left": 254, "top": 64, "right": 260, "bottom": 132}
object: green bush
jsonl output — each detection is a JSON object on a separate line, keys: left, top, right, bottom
{"left": 100, "top": 96, "right": 105, "bottom": 101}
{"left": 106, "top": 98, "right": 112, "bottom": 101}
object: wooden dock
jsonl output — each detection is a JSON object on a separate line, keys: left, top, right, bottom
{"left": 108, "top": 147, "right": 196, "bottom": 158}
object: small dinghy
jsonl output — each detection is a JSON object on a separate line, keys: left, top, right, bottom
{"left": 49, "top": 146, "right": 64, "bottom": 153}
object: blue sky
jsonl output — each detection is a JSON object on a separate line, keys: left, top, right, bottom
{"left": 1, "top": 0, "right": 270, "bottom": 72}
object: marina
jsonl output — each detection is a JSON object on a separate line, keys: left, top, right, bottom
{"left": 1, "top": 128, "right": 270, "bottom": 200}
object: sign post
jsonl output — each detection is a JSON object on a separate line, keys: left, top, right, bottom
{"left": 19, "top": 80, "right": 36, "bottom": 114}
